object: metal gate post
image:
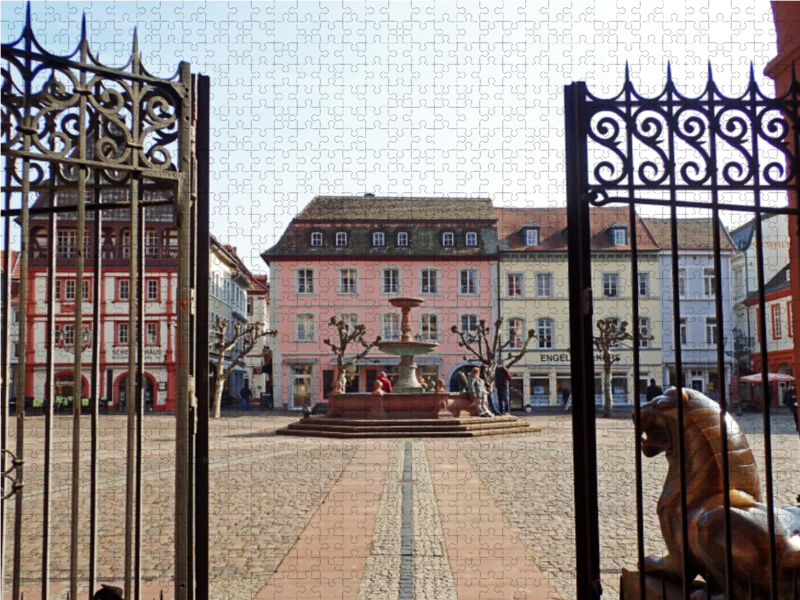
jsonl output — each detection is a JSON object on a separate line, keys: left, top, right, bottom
{"left": 564, "top": 81, "right": 602, "bottom": 600}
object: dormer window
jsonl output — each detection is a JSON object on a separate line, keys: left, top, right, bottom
{"left": 523, "top": 225, "right": 540, "bottom": 247}
{"left": 608, "top": 224, "right": 628, "bottom": 246}
{"left": 310, "top": 232, "right": 323, "bottom": 247}
{"left": 465, "top": 232, "right": 478, "bottom": 247}
{"left": 442, "top": 232, "right": 455, "bottom": 247}
{"left": 373, "top": 232, "right": 385, "bottom": 247}
{"left": 335, "top": 232, "right": 348, "bottom": 247}
{"left": 397, "top": 232, "right": 409, "bottom": 247}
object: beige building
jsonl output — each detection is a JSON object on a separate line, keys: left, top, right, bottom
{"left": 495, "top": 207, "right": 662, "bottom": 410}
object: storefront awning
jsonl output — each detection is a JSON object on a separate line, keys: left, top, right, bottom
{"left": 284, "top": 357, "right": 318, "bottom": 365}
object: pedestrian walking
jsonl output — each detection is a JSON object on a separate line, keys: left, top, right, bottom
{"left": 377, "top": 371, "right": 393, "bottom": 393}
{"left": 456, "top": 369, "right": 469, "bottom": 393}
{"left": 562, "top": 387, "right": 571, "bottom": 412}
{"left": 495, "top": 361, "right": 511, "bottom": 414}
{"left": 240, "top": 383, "right": 252, "bottom": 411}
{"left": 469, "top": 367, "right": 491, "bottom": 417}
{"left": 646, "top": 378, "right": 663, "bottom": 402}
{"left": 783, "top": 384, "right": 798, "bottom": 432}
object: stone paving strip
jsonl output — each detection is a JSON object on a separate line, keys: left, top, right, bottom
{"left": 254, "top": 441, "right": 392, "bottom": 600}
{"left": 426, "top": 440, "right": 561, "bottom": 600}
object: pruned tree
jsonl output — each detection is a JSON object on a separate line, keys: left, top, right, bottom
{"left": 594, "top": 317, "right": 652, "bottom": 418}
{"left": 323, "top": 317, "right": 382, "bottom": 392}
{"left": 210, "top": 316, "right": 276, "bottom": 419}
{"left": 450, "top": 317, "right": 537, "bottom": 390}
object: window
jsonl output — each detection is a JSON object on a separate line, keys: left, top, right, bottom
{"left": 146, "top": 322, "right": 159, "bottom": 345}
{"left": 732, "top": 266, "right": 744, "bottom": 295}
{"left": 340, "top": 313, "right": 359, "bottom": 332}
{"left": 296, "top": 314, "right": 315, "bottom": 341}
{"left": 706, "top": 318, "right": 717, "bottom": 344}
{"left": 57, "top": 229, "right": 77, "bottom": 258}
{"left": 772, "top": 305, "right": 782, "bottom": 339}
{"left": 680, "top": 318, "right": 688, "bottom": 345}
{"left": 296, "top": 269, "right": 314, "bottom": 294}
{"left": 507, "top": 274, "right": 523, "bottom": 298}
{"left": 121, "top": 229, "right": 131, "bottom": 259}
{"left": 55, "top": 280, "right": 61, "bottom": 300}
{"left": 65, "top": 279, "right": 76, "bottom": 301}
{"left": 537, "top": 318, "right": 553, "bottom": 349}
{"left": 60, "top": 324, "right": 76, "bottom": 346}
{"left": 246, "top": 297, "right": 253, "bottom": 315}
{"left": 788, "top": 302, "right": 794, "bottom": 338}
{"left": 382, "top": 313, "right": 401, "bottom": 340}
{"left": 335, "top": 232, "right": 348, "bottom": 247}
{"left": 461, "top": 314, "right": 478, "bottom": 334}
{"left": 460, "top": 269, "right": 478, "bottom": 295}
{"left": 612, "top": 227, "right": 628, "bottom": 246}
{"left": 147, "top": 279, "right": 159, "bottom": 301}
{"left": 145, "top": 230, "right": 159, "bottom": 258}
{"left": 507, "top": 318, "right": 524, "bottom": 350}
{"left": 638, "top": 272, "right": 650, "bottom": 297}
{"left": 608, "top": 318, "right": 621, "bottom": 348}
{"left": 465, "top": 232, "right": 478, "bottom": 247}
{"left": 118, "top": 279, "right": 130, "bottom": 301}
{"left": 339, "top": 268, "right": 358, "bottom": 294}
{"left": 310, "top": 232, "right": 323, "bottom": 247}
{"left": 678, "top": 269, "right": 687, "bottom": 298}
{"left": 442, "top": 232, "right": 454, "bottom": 247}
{"left": 118, "top": 323, "right": 129, "bottom": 345}
{"left": 81, "top": 280, "right": 90, "bottom": 301}
{"left": 421, "top": 269, "right": 439, "bottom": 295}
{"left": 397, "top": 232, "right": 409, "bottom": 247}
{"left": 382, "top": 268, "right": 400, "bottom": 294}
{"left": 420, "top": 313, "right": 439, "bottom": 341}
{"left": 703, "top": 268, "right": 716, "bottom": 297}
{"left": 524, "top": 228, "right": 539, "bottom": 247}
{"left": 639, "top": 318, "right": 650, "bottom": 348}
{"left": 536, "top": 273, "right": 552, "bottom": 298}
{"left": 373, "top": 232, "right": 385, "bottom": 247}
{"left": 602, "top": 273, "right": 619, "bottom": 298}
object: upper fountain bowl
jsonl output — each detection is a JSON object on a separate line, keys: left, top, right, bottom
{"left": 388, "top": 297, "right": 425, "bottom": 309}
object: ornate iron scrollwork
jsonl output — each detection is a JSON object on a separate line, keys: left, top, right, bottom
{"left": 0, "top": 449, "right": 23, "bottom": 500}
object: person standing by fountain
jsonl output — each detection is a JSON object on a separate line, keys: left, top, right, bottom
{"left": 469, "top": 367, "right": 491, "bottom": 417}
{"left": 377, "top": 371, "right": 393, "bottom": 394}
{"left": 495, "top": 361, "right": 511, "bottom": 415}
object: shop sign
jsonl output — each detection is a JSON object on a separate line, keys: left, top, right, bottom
{"left": 111, "top": 347, "right": 165, "bottom": 360}
{"left": 539, "top": 353, "right": 570, "bottom": 363}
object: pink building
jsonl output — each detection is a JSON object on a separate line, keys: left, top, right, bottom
{"left": 261, "top": 196, "right": 499, "bottom": 409}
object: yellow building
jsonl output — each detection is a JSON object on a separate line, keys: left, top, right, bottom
{"left": 495, "top": 207, "right": 662, "bottom": 411}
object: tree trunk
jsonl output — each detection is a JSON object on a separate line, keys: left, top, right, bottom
{"left": 603, "top": 364, "right": 613, "bottom": 418}
{"left": 212, "top": 360, "right": 225, "bottom": 419}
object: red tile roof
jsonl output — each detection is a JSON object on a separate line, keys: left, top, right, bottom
{"left": 495, "top": 207, "right": 659, "bottom": 251}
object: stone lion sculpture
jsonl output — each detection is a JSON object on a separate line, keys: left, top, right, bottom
{"left": 638, "top": 387, "right": 800, "bottom": 599}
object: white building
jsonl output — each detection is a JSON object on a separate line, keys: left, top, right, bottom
{"left": 209, "top": 237, "right": 254, "bottom": 406}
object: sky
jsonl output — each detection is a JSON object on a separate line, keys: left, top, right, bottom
{"left": 1, "top": 0, "right": 780, "bottom": 274}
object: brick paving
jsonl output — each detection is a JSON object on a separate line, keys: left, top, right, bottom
{"left": 3, "top": 410, "right": 797, "bottom": 599}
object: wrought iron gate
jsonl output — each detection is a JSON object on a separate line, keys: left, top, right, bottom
{"left": 566, "top": 67, "right": 800, "bottom": 600}
{"left": 1, "top": 8, "right": 210, "bottom": 600}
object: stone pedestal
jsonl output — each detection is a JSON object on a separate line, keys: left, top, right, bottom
{"left": 620, "top": 569, "right": 699, "bottom": 600}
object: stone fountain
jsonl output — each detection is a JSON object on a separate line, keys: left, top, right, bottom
{"left": 277, "top": 297, "right": 534, "bottom": 438}
{"left": 377, "top": 297, "right": 437, "bottom": 393}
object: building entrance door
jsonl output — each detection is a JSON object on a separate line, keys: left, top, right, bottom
{"left": 290, "top": 366, "right": 313, "bottom": 408}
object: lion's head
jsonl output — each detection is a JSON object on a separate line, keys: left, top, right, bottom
{"left": 635, "top": 387, "right": 721, "bottom": 458}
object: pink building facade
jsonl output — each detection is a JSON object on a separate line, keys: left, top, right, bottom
{"left": 262, "top": 196, "right": 499, "bottom": 409}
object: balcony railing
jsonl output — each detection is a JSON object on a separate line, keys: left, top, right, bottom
{"left": 30, "top": 243, "right": 179, "bottom": 266}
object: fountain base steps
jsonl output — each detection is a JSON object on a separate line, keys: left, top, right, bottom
{"left": 276, "top": 414, "right": 536, "bottom": 438}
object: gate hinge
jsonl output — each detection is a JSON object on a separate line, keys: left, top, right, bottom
{"left": 582, "top": 288, "right": 593, "bottom": 315}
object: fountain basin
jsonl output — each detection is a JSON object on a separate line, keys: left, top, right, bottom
{"left": 326, "top": 390, "right": 476, "bottom": 420}
{"left": 377, "top": 341, "right": 437, "bottom": 356}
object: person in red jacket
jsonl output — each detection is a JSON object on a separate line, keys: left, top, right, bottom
{"left": 377, "top": 371, "right": 393, "bottom": 393}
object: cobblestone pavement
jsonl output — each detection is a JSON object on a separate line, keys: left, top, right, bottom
{"left": 461, "top": 411, "right": 799, "bottom": 600}
{"left": 4, "top": 410, "right": 796, "bottom": 599}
